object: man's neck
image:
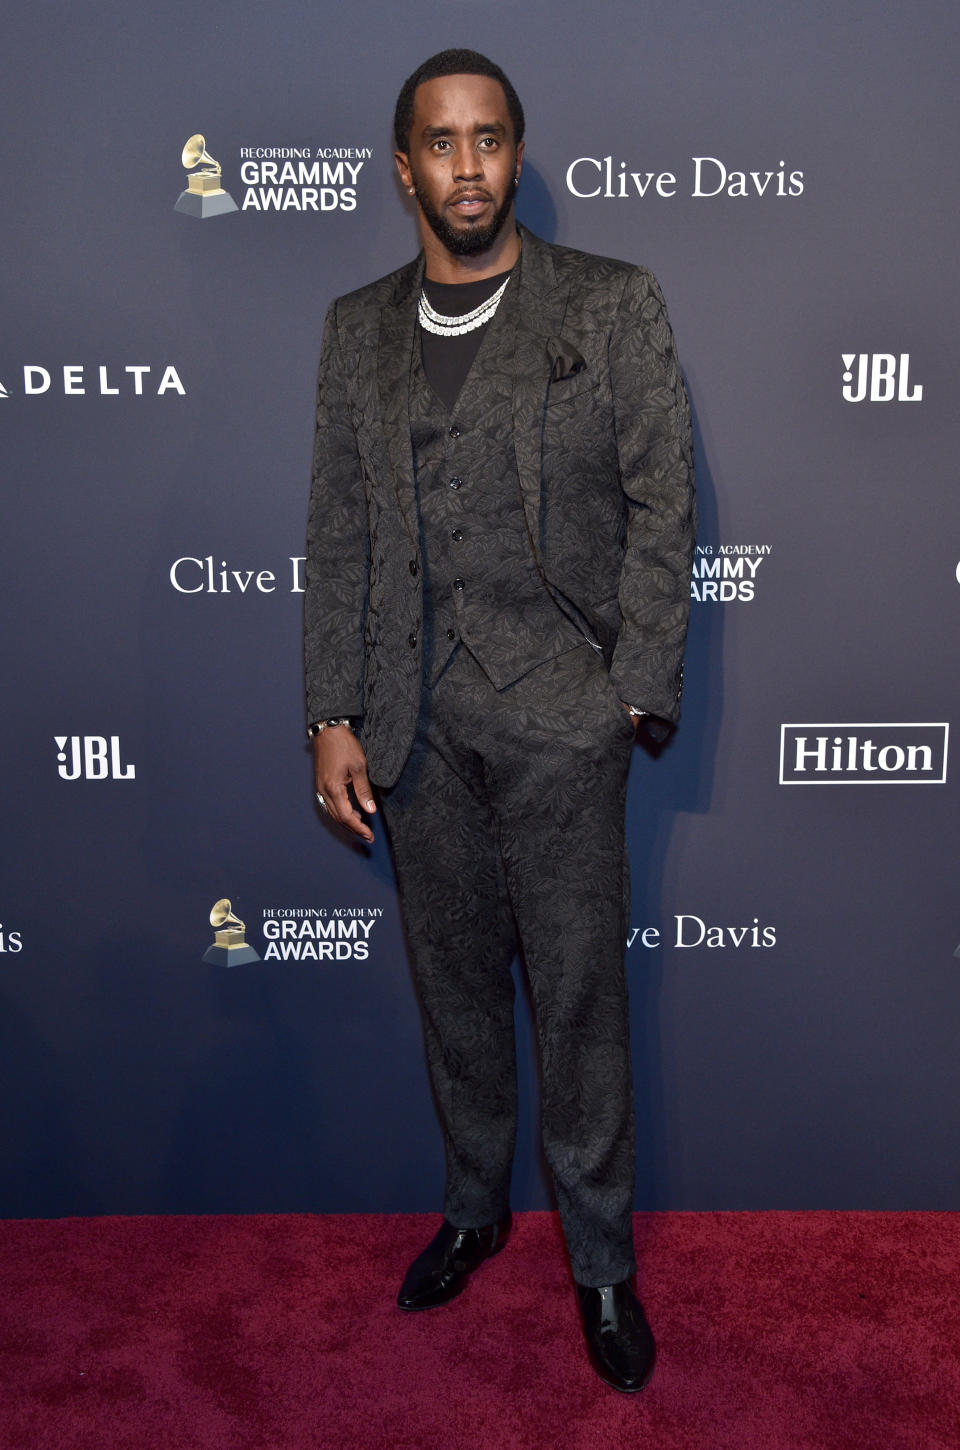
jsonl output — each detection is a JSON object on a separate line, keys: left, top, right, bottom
{"left": 422, "top": 218, "right": 521, "bottom": 284}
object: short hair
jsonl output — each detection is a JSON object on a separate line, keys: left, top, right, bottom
{"left": 393, "top": 49, "right": 525, "bottom": 154}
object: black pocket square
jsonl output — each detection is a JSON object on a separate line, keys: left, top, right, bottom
{"left": 547, "top": 337, "right": 586, "bottom": 382}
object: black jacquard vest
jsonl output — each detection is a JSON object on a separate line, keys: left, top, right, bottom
{"left": 409, "top": 289, "right": 582, "bottom": 688}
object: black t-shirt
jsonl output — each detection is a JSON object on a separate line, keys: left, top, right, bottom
{"left": 419, "top": 268, "right": 514, "bottom": 413}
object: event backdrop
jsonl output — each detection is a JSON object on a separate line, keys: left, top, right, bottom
{"left": 1, "top": 0, "right": 957, "bottom": 1219}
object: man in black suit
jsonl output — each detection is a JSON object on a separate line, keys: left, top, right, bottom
{"left": 305, "top": 49, "right": 695, "bottom": 1393}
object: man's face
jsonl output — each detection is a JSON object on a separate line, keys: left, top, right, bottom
{"left": 395, "top": 73, "right": 523, "bottom": 258}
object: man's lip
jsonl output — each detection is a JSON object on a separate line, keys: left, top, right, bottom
{"left": 448, "top": 192, "right": 492, "bottom": 208}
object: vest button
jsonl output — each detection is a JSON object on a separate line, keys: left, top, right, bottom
{"left": 408, "top": 631, "right": 417, "bottom": 648}
{"left": 448, "top": 425, "right": 461, "bottom": 439}
{"left": 449, "top": 477, "right": 462, "bottom": 490}
{"left": 451, "top": 529, "right": 463, "bottom": 542}
{"left": 452, "top": 577, "right": 465, "bottom": 591}
{"left": 409, "top": 559, "right": 418, "bottom": 575}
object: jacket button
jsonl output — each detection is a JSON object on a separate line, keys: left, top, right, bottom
{"left": 446, "top": 628, "right": 456, "bottom": 640}
{"left": 409, "top": 559, "right": 418, "bottom": 575}
{"left": 408, "top": 631, "right": 417, "bottom": 648}
{"left": 448, "top": 425, "right": 461, "bottom": 439}
{"left": 451, "top": 529, "right": 463, "bottom": 542}
{"left": 452, "top": 578, "right": 465, "bottom": 591}
{"left": 449, "top": 476, "right": 462, "bottom": 490}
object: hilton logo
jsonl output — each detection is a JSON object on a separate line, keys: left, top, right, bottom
{"left": 56, "top": 736, "right": 135, "bottom": 780}
{"left": 842, "top": 354, "right": 922, "bottom": 403}
{"left": 779, "top": 724, "right": 948, "bottom": 784}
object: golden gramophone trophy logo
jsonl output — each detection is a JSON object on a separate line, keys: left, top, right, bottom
{"left": 202, "top": 898, "right": 261, "bottom": 966}
{"left": 174, "top": 134, "right": 238, "bottom": 219}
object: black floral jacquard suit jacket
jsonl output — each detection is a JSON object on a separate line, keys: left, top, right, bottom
{"left": 304, "top": 224, "right": 696, "bottom": 787}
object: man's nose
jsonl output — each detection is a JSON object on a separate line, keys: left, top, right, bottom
{"left": 453, "top": 148, "right": 483, "bottom": 180}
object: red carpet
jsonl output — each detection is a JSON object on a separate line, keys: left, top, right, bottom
{"left": 1, "top": 1211, "right": 957, "bottom": 1449}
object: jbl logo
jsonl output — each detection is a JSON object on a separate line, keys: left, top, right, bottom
{"left": 842, "top": 353, "right": 922, "bottom": 403}
{"left": 55, "top": 735, "right": 136, "bottom": 780}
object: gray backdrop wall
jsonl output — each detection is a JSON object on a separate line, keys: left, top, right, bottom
{"left": 2, "top": 0, "right": 957, "bottom": 1218}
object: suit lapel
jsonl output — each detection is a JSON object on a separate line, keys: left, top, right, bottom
{"left": 511, "top": 226, "right": 570, "bottom": 555}
{"left": 377, "top": 256, "right": 423, "bottom": 544}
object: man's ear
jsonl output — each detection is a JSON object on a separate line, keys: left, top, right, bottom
{"left": 394, "top": 151, "right": 413, "bottom": 193}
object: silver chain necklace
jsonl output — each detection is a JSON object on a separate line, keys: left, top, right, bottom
{"left": 418, "top": 276, "right": 511, "bottom": 337}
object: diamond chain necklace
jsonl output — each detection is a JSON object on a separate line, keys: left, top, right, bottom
{"left": 418, "top": 276, "right": 511, "bottom": 337}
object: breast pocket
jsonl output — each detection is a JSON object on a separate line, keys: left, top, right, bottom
{"left": 543, "top": 371, "right": 610, "bottom": 461}
{"left": 545, "top": 370, "right": 603, "bottom": 412}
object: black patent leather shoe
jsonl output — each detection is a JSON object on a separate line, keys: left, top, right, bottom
{"left": 396, "top": 1211, "right": 512, "bottom": 1311}
{"left": 575, "top": 1279, "right": 656, "bottom": 1393}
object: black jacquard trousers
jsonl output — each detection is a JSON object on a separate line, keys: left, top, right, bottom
{"left": 377, "top": 639, "right": 638, "bottom": 1287}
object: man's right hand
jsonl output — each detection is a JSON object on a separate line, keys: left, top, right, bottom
{"left": 313, "top": 726, "right": 377, "bottom": 843}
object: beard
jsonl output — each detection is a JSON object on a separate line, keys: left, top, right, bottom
{"left": 411, "top": 171, "right": 516, "bottom": 257}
